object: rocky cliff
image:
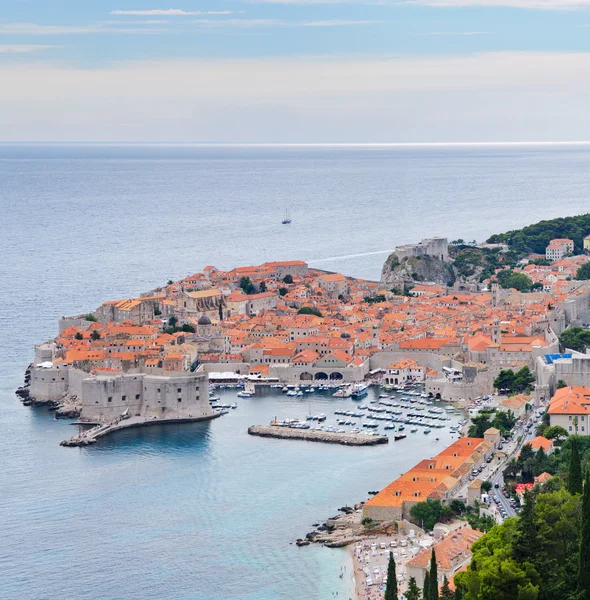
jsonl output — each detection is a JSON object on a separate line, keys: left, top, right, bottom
{"left": 381, "top": 253, "right": 456, "bottom": 289}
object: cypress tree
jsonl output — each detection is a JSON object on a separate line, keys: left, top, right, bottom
{"left": 440, "top": 576, "right": 453, "bottom": 600}
{"left": 385, "top": 551, "right": 398, "bottom": 600}
{"left": 406, "top": 577, "right": 422, "bottom": 600}
{"left": 513, "top": 489, "right": 537, "bottom": 564}
{"left": 569, "top": 437, "right": 583, "bottom": 495}
{"left": 578, "top": 468, "right": 590, "bottom": 598}
{"left": 429, "top": 548, "right": 439, "bottom": 600}
{"left": 423, "top": 570, "right": 431, "bottom": 600}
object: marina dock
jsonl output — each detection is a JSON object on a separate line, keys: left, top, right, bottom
{"left": 247, "top": 425, "right": 388, "bottom": 446}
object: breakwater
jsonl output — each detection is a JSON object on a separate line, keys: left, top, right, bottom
{"left": 248, "top": 425, "right": 388, "bottom": 446}
{"left": 60, "top": 414, "right": 221, "bottom": 447}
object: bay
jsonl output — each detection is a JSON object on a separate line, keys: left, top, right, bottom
{"left": 1, "top": 143, "right": 589, "bottom": 600}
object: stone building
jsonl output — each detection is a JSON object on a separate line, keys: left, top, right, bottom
{"left": 547, "top": 385, "right": 590, "bottom": 434}
{"left": 394, "top": 237, "right": 449, "bottom": 262}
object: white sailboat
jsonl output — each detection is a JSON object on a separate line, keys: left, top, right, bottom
{"left": 282, "top": 209, "right": 292, "bottom": 224}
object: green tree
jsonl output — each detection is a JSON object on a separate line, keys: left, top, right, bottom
{"left": 154, "top": 305, "right": 161, "bottom": 316}
{"left": 278, "top": 287, "right": 288, "bottom": 296}
{"left": 512, "top": 366, "right": 535, "bottom": 394}
{"left": 496, "top": 269, "right": 533, "bottom": 292}
{"left": 259, "top": 280, "right": 267, "bottom": 292}
{"left": 504, "top": 457, "right": 519, "bottom": 480}
{"left": 423, "top": 571, "right": 431, "bottom": 600}
{"left": 518, "top": 443, "right": 537, "bottom": 482}
{"left": 576, "top": 263, "right": 590, "bottom": 280}
{"left": 297, "top": 306, "right": 323, "bottom": 317}
{"left": 542, "top": 425, "right": 568, "bottom": 440}
{"left": 569, "top": 437, "right": 583, "bottom": 495}
{"left": 385, "top": 552, "right": 398, "bottom": 600}
{"left": 429, "top": 548, "right": 439, "bottom": 600}
{"left": 468, "top": 414, "right": 492, "bottom": 438}
{"left": 90, "top": 330, "right": 101, "bottom": 341}
{"left": 513, "top": 490, "right": 537, "bottom": 564}
{"left": 481, "top": 481, "right": 492, "bottom": 493}
{"left": 169, "top": 315, "right": 178, "bottom": 328}
{"left": 84, "top": 313, "right": 97, "bottom": 322}
{"left": 440, "top": 576, "right": 454, "bottom": 600}
{"left": 282, "top": 274, "right": 294, "bottom": 284}
{"left": 181, "top": 324, "right": 195, "bottom": 333}
{"left": 450, "top": 499, "right": 466, "bottom": 514}
{"left": 578, "top": 469, "right": 590, "bottom": 598}
{"left": 75, "top": 332, "right": 83, "bottom": 340}
{"left": 406, "top": 577, "right": 422, "bottom": 600}
{"left": 239, "top": 276, "right": 255, "bottom": 294}
{"left": 492, "top": 410, "right": 517, "bottom": 434}
{"left": 534, "top": 487, "right": 582, "bottom": 600}
{"left": 556, "top": 379, "right": 567, "bottom": 389}
{"left": 559, "top": 327, "right": 590, "bottom": 353}
{"left": 410, "top": 499, "right": 443, "bottom": 531}
{"left": 494, "top": 369, "right": 516, "bottom": 392}
{"left": 534, "top": 447, "right": 549, "bottom": 476}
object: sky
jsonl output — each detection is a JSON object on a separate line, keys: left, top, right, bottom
{"left": 3, "top": 1, "right": 590, "bottom": 142}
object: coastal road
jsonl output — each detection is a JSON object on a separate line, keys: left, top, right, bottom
{"left": 489, "top": 418, "right": 539, "bottom": 520}
{"left": 451, "top": 412, "right": 540, "bottom": 521}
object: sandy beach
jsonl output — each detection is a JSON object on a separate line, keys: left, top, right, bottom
{"left": 347, "top": 529, "right": 435, "bottom": 600}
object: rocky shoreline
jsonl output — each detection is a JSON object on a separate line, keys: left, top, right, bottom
{"left": 15, "top": 365, "right": 81, "bottom": 419}
{"left": 295, "top": 500, "right": 396, "bottom": 548}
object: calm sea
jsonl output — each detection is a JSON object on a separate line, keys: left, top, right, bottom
{"left": 2, "top": 143, "right": 590, "bottom": 600}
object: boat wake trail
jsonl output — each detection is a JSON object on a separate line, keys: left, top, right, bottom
{"left": 308, "top": 249, "right": 392, "bottom": 264}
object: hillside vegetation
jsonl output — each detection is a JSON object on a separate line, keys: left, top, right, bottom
{"left": 487, "top": 213, "right": 590, "bottom": 255}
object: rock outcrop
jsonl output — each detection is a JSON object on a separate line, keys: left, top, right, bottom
{"left": 381, "top": 253, "right": 456, "bottom": 289}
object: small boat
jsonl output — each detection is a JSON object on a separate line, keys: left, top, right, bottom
{"left": 394, "top": 434, "right": 407, "bottom": 441}
{"left": 237, "top": 390, "right": 254, "bottom": 398}
{"left": 286, "top": 390, "right": 298, "bottom": 396}
{"left": 410, "top": 427, "right": 418, "bottom": 433}
{"left": 424, "top": 428, "right": 431, "bottom": 434}
{"left": 282, "top": 209, "right": 292, "bottom": 224}
{"left": 351, "top": 384, "right": 369, "bottom": 399}
{"left": 230, "top": 403, "right": 238, "bottom": 409}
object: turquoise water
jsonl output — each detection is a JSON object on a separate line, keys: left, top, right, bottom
{"left": 2, "top": 143, "right": 590, "bottom": 599}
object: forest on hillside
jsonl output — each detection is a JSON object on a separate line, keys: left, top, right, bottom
{"left": 487, "top": 214, "right": 590, "bottom": 255}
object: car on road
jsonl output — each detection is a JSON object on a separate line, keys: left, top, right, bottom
{"left": 494, "top": 483, "right": 499, "bottom": 488}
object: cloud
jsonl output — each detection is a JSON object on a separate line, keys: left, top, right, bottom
{"left": 404, "top": 0, "right": 590, "bottom": 8}
{"left": 302, "top": 19, "right": 385, "bottom": 25}
{"left": 412, "top": 31, "right": 492, "bottom": 35}
{"left": 3, "top": 52, "right": 590, "bottom": 142}
{"left": 0, "top": 22, "right": 167, "bottom": 35}
{"left": 111, "top": 9, "right": 232, "bottom": 16}
{"left": 252, "top": 0, "right": 590, "bottom": 8}
{"left": 190, "top": 18, "right": 384, "bottom": 27}
{"left": 0, "top": 44, "right": 58, "bottom": 53}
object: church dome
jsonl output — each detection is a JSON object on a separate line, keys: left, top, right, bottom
{"left": 198, "top": 315, "right": 212, "bottom": 326}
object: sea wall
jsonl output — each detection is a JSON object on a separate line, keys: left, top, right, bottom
{"left": 248, "top": 425, "right": 388, "bottom": 446}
